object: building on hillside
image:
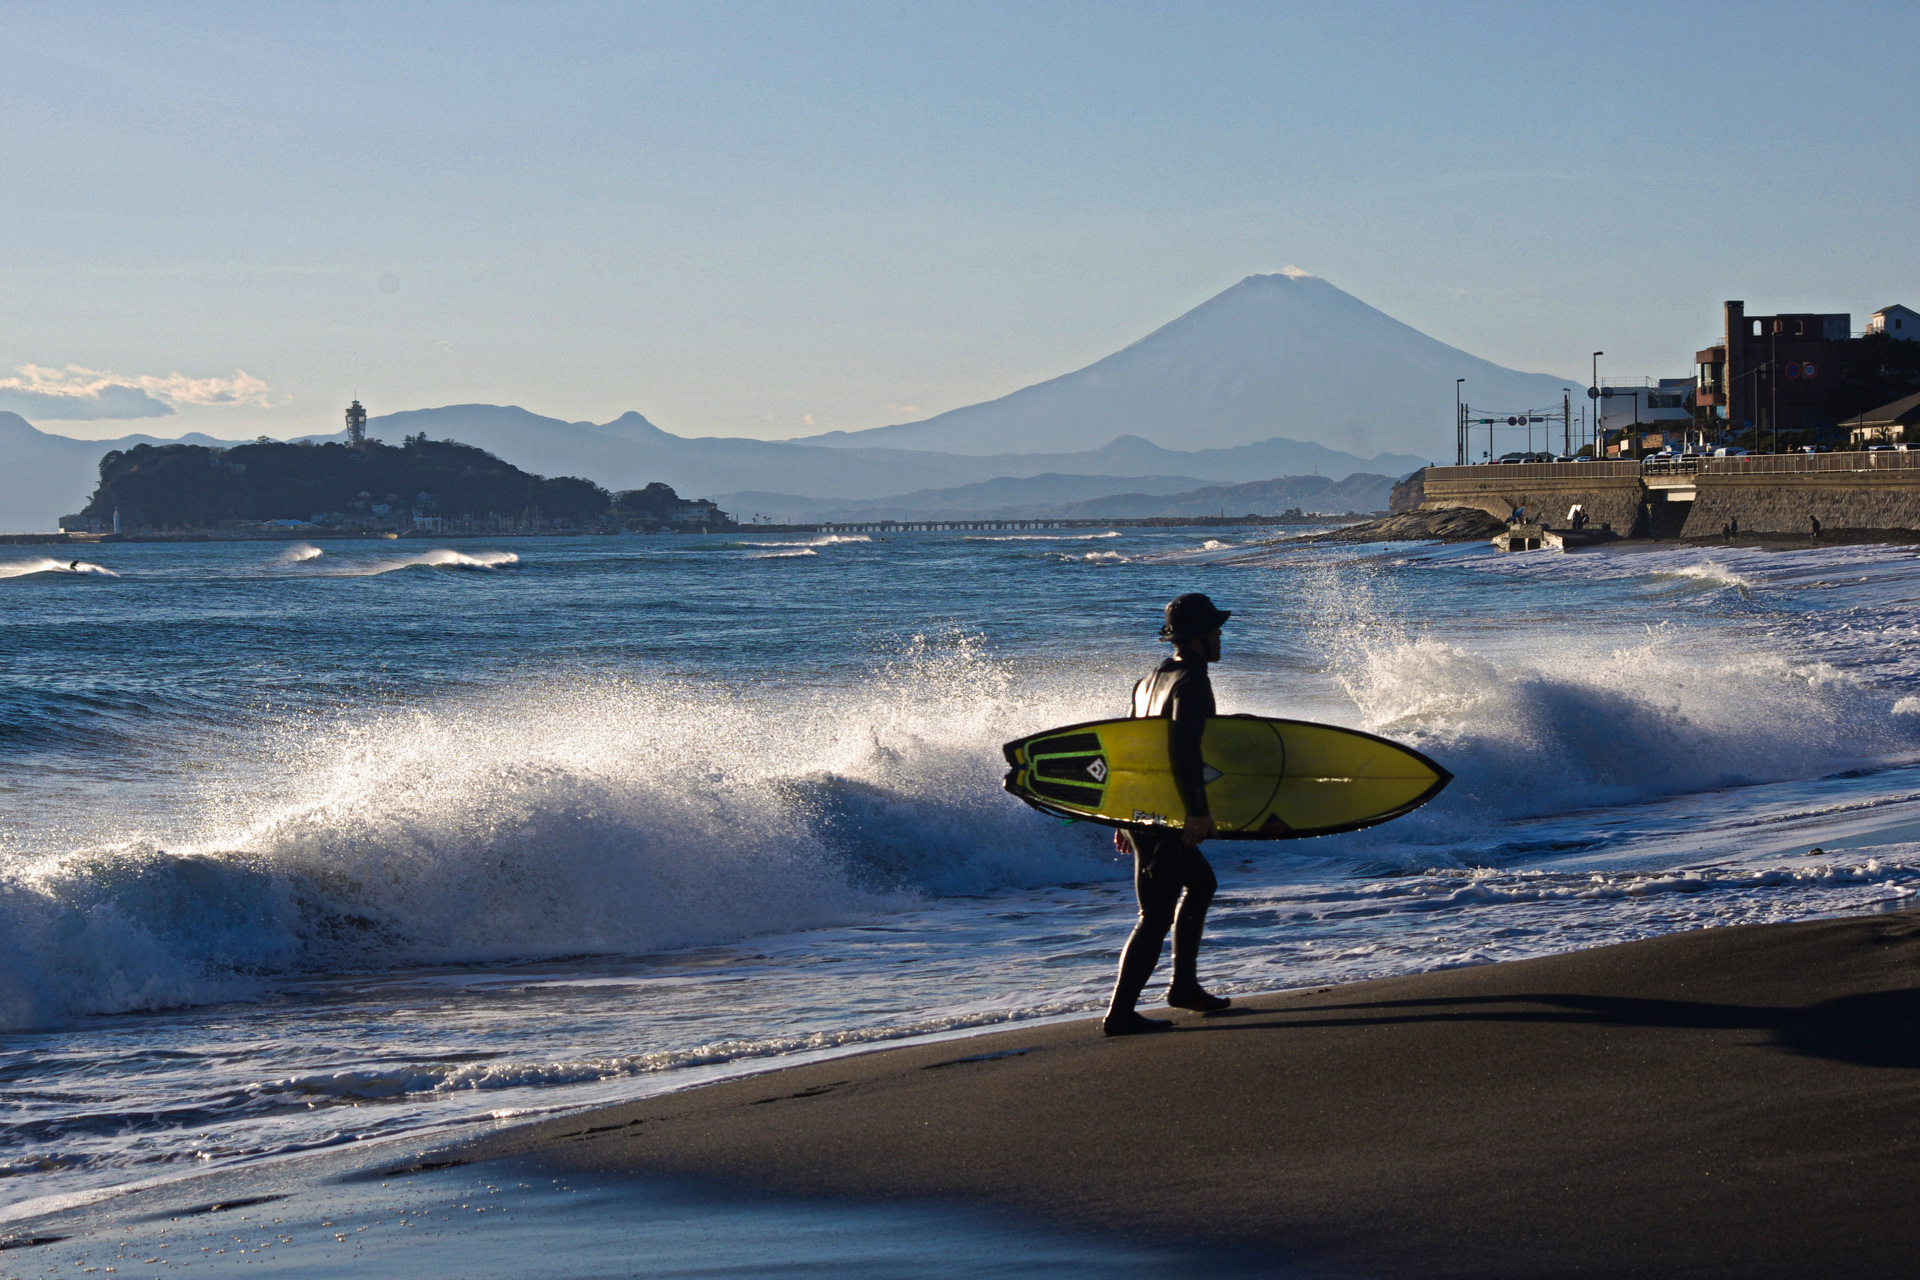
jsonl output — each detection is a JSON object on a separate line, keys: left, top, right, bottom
{"left": 1842, "top": 391, "right": 1920, "bottom": 446}
{"left": 668, "top": 497, "right": 729, "bottom": 525}
{"left": 1868, "top": 305, "right": 1920, "bottom": 341}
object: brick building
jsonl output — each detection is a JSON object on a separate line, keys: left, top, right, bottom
{"left": 1695, "top": 300, "right": 1876, "bottom": 443}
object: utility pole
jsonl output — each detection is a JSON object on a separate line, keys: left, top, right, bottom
{"left": 1456, "top": 379, "right": 1466, "bottom": 465}
{"left": 1590, "top": 352, "right": 1604, "bottom": 461}
{"left": 1563, "top": 389, "right": 1571, "bottom": 456}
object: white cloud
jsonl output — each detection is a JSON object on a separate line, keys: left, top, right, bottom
{"left": 0, "top": 364, "right": 275, "bottom": 420}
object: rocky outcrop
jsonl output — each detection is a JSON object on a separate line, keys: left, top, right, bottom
{"left": 1304, "top": 506, "right": 1507, "bottom": 543}
{"left": 1389, "top": 467, "right": 1426, "bottom": 514}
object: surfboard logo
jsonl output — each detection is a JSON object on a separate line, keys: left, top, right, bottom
{"left": 1018, "top": 731, "right": 1109, "bottom": 810}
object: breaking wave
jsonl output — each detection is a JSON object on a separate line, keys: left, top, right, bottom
{"left": 1311, "top": 625, "right": 1920, "bottom": 866}
{"left": 0, "top": 557, "right": 118, "bottom": 579}
{"left": 320, "top": 549, "right": 520, "bottom": 576}
{"left": 0, "top": 642, "right": 1116, "bottom": 1028}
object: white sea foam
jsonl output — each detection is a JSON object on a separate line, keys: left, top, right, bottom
{"left": 264, "top": 1002, "right": 1087, "bottom": 1102}
{"left": 322, "top": 548, "right": 520, "bottom": 576}
{"left": 277, "top": 543, "right": 325, "bottom": 565}
{"left": 739, "top": 535, "right": 872, "bottom": 548}
{"left": 0, "top": 641, "right": 1117, "bottom": 1028}
{"left": 1306, "top": 626, "right": 1920, "bottom": 870}
{"left": 0, "top": 557, "right": 118, "bottom": 579}
{"left": 964, "top": 531, "right": 1122, "bottom": 542}
{"left": 747, "top": 548, "right": 818, "bottom": 559}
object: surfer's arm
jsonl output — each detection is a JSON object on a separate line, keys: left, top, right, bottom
{"left": 1166, "top": 675, "right": 1211, "bottom": 819}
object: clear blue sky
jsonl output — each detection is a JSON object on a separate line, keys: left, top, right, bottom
{"left": 4, "top": 1, "right": 1914, "bottom": 440}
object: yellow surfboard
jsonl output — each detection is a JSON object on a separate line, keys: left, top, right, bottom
{"left": 1002, "top": 715, "right": 1450, "bottom": 840}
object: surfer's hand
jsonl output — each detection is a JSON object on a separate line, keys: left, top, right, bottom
{"left": 1183, "top": 814, "right": 1215, "bottom": 845}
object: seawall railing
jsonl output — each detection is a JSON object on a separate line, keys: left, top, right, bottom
{"left": 1428, "top": 451, "right": 1920, "bottom": 483}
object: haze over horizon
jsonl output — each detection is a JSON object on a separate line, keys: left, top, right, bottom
{"left": 5, "top": 2, "right": 1914, "bottom": 445}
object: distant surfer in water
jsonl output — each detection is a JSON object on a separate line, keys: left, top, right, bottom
{"left": 1103, "top": 592, "right": 1234, "bottom": 1035}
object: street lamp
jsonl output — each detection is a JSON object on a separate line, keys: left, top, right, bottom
{"left": 1589, "top": 352, "right": 1603, "bottom": 459}
{"left": 1456, "top": 379, "right": 1466, "bottom": 465}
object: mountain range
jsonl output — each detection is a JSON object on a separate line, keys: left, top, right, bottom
{"left": 0, "top": 272, "right": 1574, "bottom": 530}
{"left": 0, "top": 408, "right": 1423, "bottom": 532}
{"left": 713, "top": 471, "right": 1394, "bottom": 524}
{"left": 794, "top": 272, "right": 1577, "bottom": 459}
{"left": 357, "top": 405, "right": 1426, "bottom": 502}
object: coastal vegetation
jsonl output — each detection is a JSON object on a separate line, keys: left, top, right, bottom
{"left": 82, "top": 436, "right": 618, "bottom": 531}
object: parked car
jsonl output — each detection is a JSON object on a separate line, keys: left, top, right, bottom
{"left": 1711, "top": 446, "right": 1748, "bottom": 457}
{"left": 1798, "top": 445, "right": 1832, "bottom": 454}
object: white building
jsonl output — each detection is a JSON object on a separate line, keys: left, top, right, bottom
{"left": 1867, "top": 305, "right": 1919, "bottom": 340}
{"left": 1598, "top": 377, "right": 1694, "bottom": 435}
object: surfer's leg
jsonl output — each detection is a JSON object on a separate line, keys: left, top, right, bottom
{"left": 1167, "top": 851, "right": 1230, "bottom": 1012}
{"left": 1104, "top": 833, "right": 1181, "bottom": 1033}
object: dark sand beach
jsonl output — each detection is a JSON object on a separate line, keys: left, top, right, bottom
{"left": 446, "top": 909, "right": 1920, "bottom": 1278}
{"left": 12, "top": 911, "right": 1919, "bottom": 1278}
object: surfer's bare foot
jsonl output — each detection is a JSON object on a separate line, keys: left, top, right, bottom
{"left": 1102, "top": 1010, "right": 1174, "bottom": 1036}
{"left": 1166, "top": 985, "right": 1231, "bottom": 1013}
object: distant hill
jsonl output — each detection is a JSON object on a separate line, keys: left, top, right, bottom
{"left": 1051, "top": 474, "right": 1393, "bottom": 520}
{"left": 83, "top": 437, "right": 610, "bottom": 531}
{"left": 715, "top": 471, "right": 1395, "bottom": 524}
{"left": 0, "top": 412, "right": 268, "bottom": 533}
{"left": 0, "top": 403, "right": 1426, "bottom": 532}
{"left": 350, "top": 405, "right": 1424, "bottom": 503}
{"left": 795, "top": 272, "right": 1577, "bottom": 459}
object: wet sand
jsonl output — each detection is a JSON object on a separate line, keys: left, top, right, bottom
{"left": 452, "top": 910, "right": 1920, "bottom": 1279}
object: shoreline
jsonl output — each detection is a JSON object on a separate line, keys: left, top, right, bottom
{"left": 460, "top": 908, "right": 1920, "bottom": 1277}
{"left": 13, "top": 910, "right": 1920, "bottom": 1277}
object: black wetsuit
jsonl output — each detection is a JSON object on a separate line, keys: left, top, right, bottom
{"left": 1111, "top": 654, "right": 1219, "bottom": 1009}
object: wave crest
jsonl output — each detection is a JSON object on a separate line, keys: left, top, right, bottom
{"left": 0, "top": 642, "right": 1116, "bottom": 1028}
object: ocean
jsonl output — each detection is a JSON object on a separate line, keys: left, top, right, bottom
{"left": 5, "top": 528, "right": 1920, "bottom": 1222}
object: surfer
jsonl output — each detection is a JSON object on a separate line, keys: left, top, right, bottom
{"left": 1103, "top": 592, "right": 1235, "bottom": 1036}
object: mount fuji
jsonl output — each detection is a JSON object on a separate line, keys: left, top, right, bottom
{"left": 797, "top": 272, "right": 1579, "bottom": 459}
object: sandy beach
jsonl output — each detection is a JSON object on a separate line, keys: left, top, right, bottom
{"left": 10, "top": 909, "right": 1919, "bottom": 1278}
{"left": 447, "top": 908, "right": 1920, "bottom": 1278}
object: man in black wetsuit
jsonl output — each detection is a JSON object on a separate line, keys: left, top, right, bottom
{"left": 1103, "top": 592, "right": 1234, "bottom": 1036}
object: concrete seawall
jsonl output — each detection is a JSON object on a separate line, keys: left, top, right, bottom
{"left": 1419, "top": 453, "right": 1920, "bottom": 540}
{"left": 1419, "top": 461, "right": 1652, "bottom": 535}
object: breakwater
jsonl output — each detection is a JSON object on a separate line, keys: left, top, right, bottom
{"left": 1419, "top": 452, "right": 1920, "bottom": 540}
